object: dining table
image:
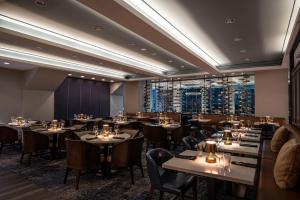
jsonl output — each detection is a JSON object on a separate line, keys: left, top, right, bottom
{"left": 189, "top": 118, "right": 212, "bottom": 123}
{"left": 216, "top": 141, "right": 261, "bottom": 157}
{"left": 163, "top": 150, "right": 258, "bottom": 200}
{"left": 80, "top": 132, "right": 131, "bottom": 178}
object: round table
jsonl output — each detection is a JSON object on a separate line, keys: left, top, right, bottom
{"left": 80, "top": 133, "right": 130, "bottom": 178}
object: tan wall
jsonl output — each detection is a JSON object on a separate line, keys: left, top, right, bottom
{"left": 0, "top": 68, "right": 55, "bottom": 123}
{"left": 255, "top": 69, "right": 289, "bottom": 119}
{"left": 123, "top": 81, "right": 144, "bottom": 113}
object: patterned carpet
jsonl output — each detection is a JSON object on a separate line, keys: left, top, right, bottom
{"left": 0, "top": 145, "right": 256, "bottom": 200}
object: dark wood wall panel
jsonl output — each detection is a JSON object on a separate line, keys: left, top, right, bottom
{"left": 54, "top": 77, "right": 110, "bottom": 120}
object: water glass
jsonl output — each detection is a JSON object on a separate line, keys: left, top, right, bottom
{"left": 223, "top": 154, "right": 231, "bottom": 173}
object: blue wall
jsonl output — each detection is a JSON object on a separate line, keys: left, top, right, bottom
{"left": 54, "top": 77, "right": 110, "bottom": 120}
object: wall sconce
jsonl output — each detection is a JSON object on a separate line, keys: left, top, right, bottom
{"left": 205, "top": 141, "right": 217, "bottom": 163}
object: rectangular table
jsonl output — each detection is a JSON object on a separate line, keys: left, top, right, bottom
{"left": 163, "top": 150, "right": 257, "bottom": 186}
{"left": 218, "top": 141, "right": 260, "bottom": 156}
{"left": 240, "top": 132, "right": 261, "bottom": 142}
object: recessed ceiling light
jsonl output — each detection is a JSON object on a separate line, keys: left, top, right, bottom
{"left": 34, "top": 0, "right": 47, "bottom": 8}
{"left": 110, "top": 80, "right": 114, "bottom": 82}
{"left": 140, "top": 48, "right": 147, "bottom": 51}
{"left": 36, "top": 46, "right": 43, "bottom": 50}
{"left": 101, "top": 78, "right": 106, "bottom": 81}
{"left": 233, "top": 38, "right": 241, "bottom": 42}
{"left": 180, "top": 65, "right": 185, "bottom": 68}
{"left": 80, "top": 75, "right": 85, "bottom": 78}
{"left": 68, "top": 73, "right": 72, "bottom": 76}
{"left": 91, "top": 77, "right": 95, "bottom": 80}
{"left": 3, "top": 61, "right": 10, "bottom": 65}
{"left": 94, "top": 26, "right": 103, "bottom": 31}
{"left": 240, "top": 49, "right": 247, "bottom": 53}
{"left": 225, "top": 18, "right": 236, "bottom": 24}
{"left": 168, "top": 60, "right": 173, "bottom": 63}
{"left": 244, "top": 58, "right": 250, "bottom": 61}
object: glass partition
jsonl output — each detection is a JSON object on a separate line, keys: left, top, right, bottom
{"left": 144, "top": 74, "right": 255, "bottom": 115}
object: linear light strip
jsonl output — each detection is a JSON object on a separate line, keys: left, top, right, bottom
{"left": 0, "top": 48, "right": 127, "bottom": 79}
{"left": 0, "top": 15, "right": 167, "bottom": 75}
{"left": 117, "top": 0, "right": 220, "bottom": 68}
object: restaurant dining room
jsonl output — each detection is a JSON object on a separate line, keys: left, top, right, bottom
{"left": 0, "top": 0, "right": 300, "bottom": 200}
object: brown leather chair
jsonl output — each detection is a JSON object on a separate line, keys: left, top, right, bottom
{"left": 0, "top": 126, "right": 20, "bottom": 153}
{"left": 57, "top": 130, "right": 80, "bottom": 152}
{"left": 21, "top": 130, "right": 50, "bottom": 165}
{"left": 64, "top": 139, "right": 101, "bottom": 190}
{"left": 171, "top": 125, "right": 190, "bottom": 148}
{"left": 111, "top": 136, "right": 144, "bottom": 184}
{"left": 142, "top": 124, "right": 168, "bottom": 151}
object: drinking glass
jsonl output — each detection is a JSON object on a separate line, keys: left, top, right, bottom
{"left": 11, "top": 116, "right": 16, "bottom": 123}
{"left": 93, "top": 125, "right": 98, "bottom": 135}
{"left": 223, "top": 154, "right": 231, "bottom": 173}
{"left": 60, "top": 120, "right": 65, "bottom": 128}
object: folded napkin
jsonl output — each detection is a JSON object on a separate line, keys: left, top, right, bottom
{"left": 245, "top": 134, "right": 258, "bottom": 137}
{"left": 85, "top": 136, "right": 97, "bottom": 140}
{"left": 113, "top": 136, "right": 125, "bottom": 140}
{"left": 231, "top": 161, "right": 257, "bottom": 168}
{"left": 239, "top": 143, "right": 258, "bottom": 147}
{"left": 174, "top": 154, "right": 197, "bottom": 160}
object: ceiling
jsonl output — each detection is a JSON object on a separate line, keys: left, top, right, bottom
{"left": 0, "top": 0, "right": 299, "bottom": 81}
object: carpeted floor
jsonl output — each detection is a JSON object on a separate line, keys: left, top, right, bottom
{"left": 0, "top": 145, "right": 256, "bottom": 200}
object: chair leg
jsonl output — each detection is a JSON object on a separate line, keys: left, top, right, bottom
{"left": 148, "top": 186, "right": 154, "bottom": 200}
{"left": 159, "top": 191, "right": 164, "bottom": 200}
{"left": 75, "top": 170, "right": 81, "bottom": 190}
{"left": 129, "top": 166, "right": 135, "bottom": 184}
{"left": 139, "top": 163, "right": 144, "bottom": 177}
{"left": 193, "top": 179, "right": 197, "bottom": 200}
{"left": 27, "top": 153, "right": 32, "bottom": 166}
{"left": 20, "top": 153, "right": 24, "bottom": 163}
{"left": 64, "top": 167, "right": 70, "bottom": 184}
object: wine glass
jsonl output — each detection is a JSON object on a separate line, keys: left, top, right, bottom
{"left": 223, "top": 153, "right": 231, "bottom": 173}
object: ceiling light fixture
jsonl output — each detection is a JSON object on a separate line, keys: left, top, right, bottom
{"left": 3, "top": 61, "right": 10, "bottom": 65}
{"left": 101, "top": 78, "right": 105, "bottom": 81}
{"left": 168, "top": 60, "right": 173, "bottom": 63}
{"left": 240, "top": 49, "right": 247, "bottom": 53}
{"left": 116, "top": 0, "right": 219, "bottom": 68}
{"left": 225, "top": 18, "right": 236, "bottom": 24}
{"left": 233, "top": 38, "right": 241, "bottom": 42}
{"left": 0, "top": 15, "right": 168, "bottom": 76}
{"left": 34, "top": 0, "right": 47, "bottom": 8}
{"left": 68, "top": 73, "right": 72, "bottom": 76}
{"left": 91, "top": 77, "right": 95, "bottom": 80}
{"left": 110, "top": 80, "right": 114, "bottom": 82}
{"left": 0, "top": 48, "right": 128, "bottom": 79}
{"left": 81, "top": 75, "right": 85, "bottom": 78}
{"left": 94, "top": 26, "right": 103, "bottom": 31}
{"left": 140, "top": 48, "right": 147, "bottom": 51}
{"left": 244, "top": 58, "right": 250, "bottom": 61}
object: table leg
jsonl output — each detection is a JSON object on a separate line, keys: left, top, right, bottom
{"left": 207, "top": 178, "right": 216, "bottom": 200}
{"left": 50, "top": 134, "right": 58, "bottom": 159}
{"left": 101, "top": 144, "right": 110, "bottom": 178}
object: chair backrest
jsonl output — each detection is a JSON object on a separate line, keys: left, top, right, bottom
{"left": 111, "top": 139, "right": 130, "bottom": 168}
{"left": 129, "top": 135, "right": 144, "bottom": 165}
{"left": 66, "top": 139, "right": 100, "bottom": 170}
{"left": 146, "top": 148, "right": 173, "bottom": 189}
{"left": 172, "top": 125, "right": 190, "bottom": 142}
{"left": 142, "top": 124, "right": 167, "bottom": 144}
{"left": 22, "top": 130, "right": 49, "bottom": 153}
{"left": 0, "top": 126, "right": 18, "bottom": 143}
{"left": 182, "top": 136, "right": 199, "bottom": 150}
{"left": 58, "top": 130, "right": 79, "bottom": 150}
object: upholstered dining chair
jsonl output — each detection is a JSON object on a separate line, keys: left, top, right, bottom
{"left": 21, "top": 130, "right": 50, "bottom": 165}
{"left": 146, "top": 148, "right": 197, "bottom": 200}
{"left": 57, "top": 130, "right": 80, "bottom": 152}
{"left": 64, "top": 139, "right": 101, "bottom": 190}
{"left": 171, "top": 125, "right": 190, "bottom": 149}
{"left": 182, "top": 136, "right": 199, "bottom": 151}
{"left": 0, "top": 126, "right": 20, "bottom": 154}
{"left": 142, "top": 124, "right": 168, "bottom": 151}
{"left": 111, "top": 135, "right": 144, "bottom": 184}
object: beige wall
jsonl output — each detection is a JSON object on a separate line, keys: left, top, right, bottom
{"left": 22, "top": 90, "right": 54, "bottom": 121}
{"left": 0, "top": 68, "right": 55, "bottom": 123}
{"left": 123, "top": 81, "right": 144, "bottom": 113}
{"left": 0, "top": 69, "right": 23, "bottom": 123}
{"left": 255, "top": 69, "right": 289, "bottom": 119}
